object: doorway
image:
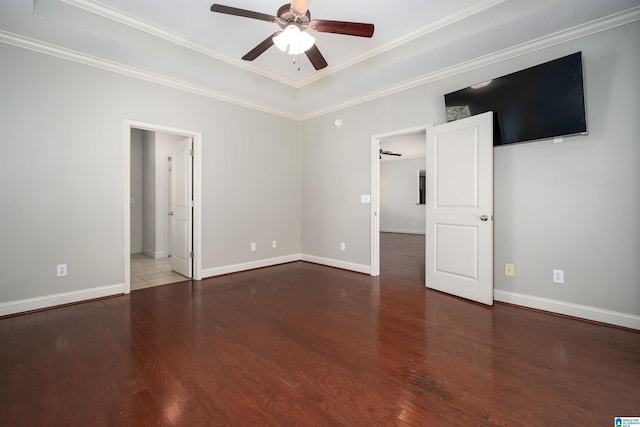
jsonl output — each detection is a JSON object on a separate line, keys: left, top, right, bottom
{"left": 370, "top": 125, "right": 431, "bottom": 277}
{"left": 124, "top": 120, "right": 202, "bottom": 294}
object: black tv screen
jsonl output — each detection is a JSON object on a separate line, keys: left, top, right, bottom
{"left": 444, "top": 52, "right": 587, "bottom": 145}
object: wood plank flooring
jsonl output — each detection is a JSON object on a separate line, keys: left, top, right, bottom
{"left": 1, "top": 233, "right": 639, "bottom": 426}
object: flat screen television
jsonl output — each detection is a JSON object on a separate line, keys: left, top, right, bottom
{"left": 444, "top": 52, "right": 587, "bottom": 146}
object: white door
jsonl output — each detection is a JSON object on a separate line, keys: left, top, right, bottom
{"left": 170, "top": 138, "right": 193, "bottom": 278}
{"left": 425, "top": 111, "right": 493, "bottom": 305}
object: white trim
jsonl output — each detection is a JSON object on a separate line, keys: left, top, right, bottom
{"left": 201, "top": 254, "right": 300, "bottom": 278}
{"left": 0, "top": 30, "right": 298, "bottom": 120}
{"left": 61, "top": 0, "right": 506, "bottom": 89}
{"left": 298, "top": 6, "right": 640, "bottom": 120}
{"left": 494, "top": 290, "right": 640, "bottom": 330}
{"left": 142, "top": 249, "right": 166, "bottom": 259}
{"left": 380, "top": 229, "right": 426, "bottom": 235}
{"left": 294, "top": 0, "right": 509, "bottom": 88}
{"left": 125, "top": 120, "right": 204, "bottom": 294}
{"left": 300, "top": 254, "right": 371, "bottom": 275}
{"left": 371, "top": 125, "right": 431, "bottom": 277}
{"left": 0, "top": 284, "right": 124, "bottom": 317}
{"left": 2, "top": 7, "right": 638, "bottom": 121}
{"left": 370, "top": 133, "right": 380, "bottom": 277}
{"left": 60, "top": 0, "right": 299, "bottom": 88}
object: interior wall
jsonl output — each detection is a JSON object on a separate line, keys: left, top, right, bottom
{"left": 301, "top": 21, "right": 640, "bottom": 317}
{"left": 0, "top": 41, "right": 301, "bottom": 305}
{"left": 0, "top": 16, "right": 637, "bottom": 323}
{"left": 380, "top": 158, "right": 426, "bottom": 234}
{"left": 141, "top": 130, "right": 157, "bottom": 257}
{"left": 130, "top": 128, "right": 143, "bottom": 253}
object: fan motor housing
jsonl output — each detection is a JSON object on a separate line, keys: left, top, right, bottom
{"left": 277, "top": 4, "right": 311, "bottom": 30}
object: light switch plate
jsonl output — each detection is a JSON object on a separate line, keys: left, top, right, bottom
{"left": 360, "top": 194, "right": 371, "bottom": 204}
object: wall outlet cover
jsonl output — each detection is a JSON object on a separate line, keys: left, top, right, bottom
{"left": 56, "top": 264, "right": 67, "bottom": 277}
{"left": 553, "top": 269, "right": 564, "bottom": 284}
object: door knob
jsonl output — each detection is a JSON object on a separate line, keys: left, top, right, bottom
{"left": 480, "top": 214, "right": 490, "bottom": 221}
{"left": 168, "top": 212, "right": 174, "bottom": 216}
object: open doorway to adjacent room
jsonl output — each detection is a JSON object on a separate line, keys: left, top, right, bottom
{"left": 370, "top": 125, "right": 430, "bottom": 279}
{"left": 124, "top": 121, "right": 202, "bottom": 294}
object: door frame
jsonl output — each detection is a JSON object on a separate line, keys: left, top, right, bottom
{"left": 124, "top": 120, "right": 203, "bottom": 294}
{"left": 370, "top": 124, "right": 431, "bottom": 276}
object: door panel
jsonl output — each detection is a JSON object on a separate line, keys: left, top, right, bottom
{"left": 170, "top": 138, "right": 193, "bottom": 278}
{"left": 435, "top": 224, "right": 478, "bottom": 279}
{"left": 426, "top": 111, "right": 493, "bottom": 305}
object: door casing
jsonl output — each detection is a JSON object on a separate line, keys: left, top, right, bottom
{"left": 370, "top": 124, "right": 431, "bottom": 276}
{"left": 124, "top": 120, "right": 203, "bottom": 293}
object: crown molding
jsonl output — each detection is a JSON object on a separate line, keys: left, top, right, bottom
{"left": 62, "top": 0, "right": 507, "bottom": 89}
{"left": 2, "top": 6, "right": 638, "bottom": 122}
{"left": 0, "top": 30, "right": 299, "bottom": 120}
{"left": 299, "top": 6, "right": 640, "bottom": 120}
{"left": 295, "top": 0, "right": 508, "bottom": 87}
{"left": 61, "top": 0, "right": 299, "bottom": 87}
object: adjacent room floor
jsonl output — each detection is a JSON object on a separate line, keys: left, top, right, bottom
{"left": 130, "top": 253, "right": 187, "bottom": 290}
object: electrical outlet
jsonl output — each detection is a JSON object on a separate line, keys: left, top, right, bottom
{"left": 504, "top": 263, "right": 514, "bottom": 277}
{"left": 272, "top": 241, "right": 277, "bottom": 248}
{"left": 340, "top": 242, "right": 346, "bottom": 251}
{"left": 553, "top": 269, "right": 564, "bottom": 284}
{"left": 57, "top": 264, "right": 67, "bottom": 277}
{"left": 250, "top": 242, "right": 256, "bottom": 251}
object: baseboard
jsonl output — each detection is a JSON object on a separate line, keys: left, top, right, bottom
{"left": 0, "top": 284, "right": 125, "bottom": 317}
{"left": 201, "top": 254, "right": 301, "bottom": 278}
{"left": 142, "top": 249, "right": 165, "bottom": 259}
{"left": 300, "top": 254, "right": 371, "bottom": 275}
{"left": 494, "top": 289, "right": 640, "bottom": 330}
{"left": 130, "top": 247, "right": 142, "bottom": 254}
{"left": 381, "top": 228, "right": 426, "bottom": 235}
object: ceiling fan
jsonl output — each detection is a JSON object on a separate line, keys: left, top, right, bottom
{"left": 380, "top": 149, "right": 402, "bottom": 159}
{"left": 210, "top": 0, "right": 374, "bottom": 70}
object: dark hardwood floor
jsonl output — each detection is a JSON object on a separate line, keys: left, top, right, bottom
{"left": 1, "top": 232, "right": 639, "bottom": 426}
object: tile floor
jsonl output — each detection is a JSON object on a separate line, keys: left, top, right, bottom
{"left": 130, "top": 253, "right": 188, "bottom": 291}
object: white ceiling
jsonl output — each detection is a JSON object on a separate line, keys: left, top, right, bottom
{"left": 2, "top": 0, "right": 639, "bottom": 118}
{"left": 380, "top": 133, "right": 426, "bottom": 163}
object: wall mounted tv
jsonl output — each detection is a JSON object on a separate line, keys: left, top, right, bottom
{"left": 444, "top": 52, "right": 587, "bottom": 146}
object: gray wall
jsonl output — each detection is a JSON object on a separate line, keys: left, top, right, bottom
{"left": 0, "top": 19, "right": 637, "bottom": 322}
{"left": 141, "top": 130, "right": 156, "bottom": 257}
{"left": 130, "top": 129, "right": 143, "bottom": 253}
{"left": 301, "top": 21, "right": 640, "bottom": 316}
{"left": 0, "top": 41, "right": 300, "bottom": 303}
{"left": 380, "top": 158, "right": 426, "bottom": 234}
{"left": 137, "top": 130, "right": 184, "bottom": 258}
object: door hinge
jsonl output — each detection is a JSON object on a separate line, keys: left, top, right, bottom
{"left": 189, "top": 149, "right": 194, "bottom": 157}
{"left": 189, "top": 251, "right": 194, "bottom": 259}
{"left": 189, "top": 200, "right": 194, "bottom": 208}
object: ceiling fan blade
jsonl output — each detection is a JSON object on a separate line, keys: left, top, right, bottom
{"left": 242, "top": 32, "right": 281, "bottom": 61}
{"left": 210, "top": 4, "right": 276, "bottom": 22}
{"left": 311, "top": 20, "right": 374, "bottom": 38}
{"left": 305, "top": 44, "right": 328, "bottom": 70}
{"left": 380, "top": 150, "right": 402, "bottom": 156}
{"left": 290, "top": 0, "right": 311, "bottom": 15}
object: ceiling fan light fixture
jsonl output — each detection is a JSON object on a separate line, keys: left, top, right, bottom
{"left": 273, "top": 25, "right": 315, "bottom": 55}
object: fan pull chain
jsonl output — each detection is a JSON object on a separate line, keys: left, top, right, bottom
{"left": 292, "top": 55, "right": 301, "bottom": 71}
